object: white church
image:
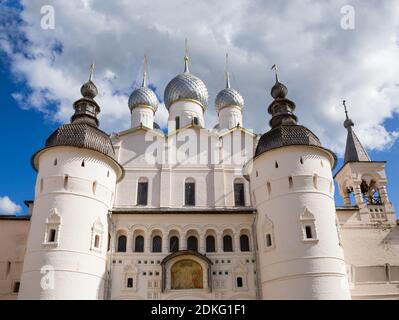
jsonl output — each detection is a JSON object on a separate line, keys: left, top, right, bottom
{"left": 0, "top": 51, "right": 398, "bottom": 300}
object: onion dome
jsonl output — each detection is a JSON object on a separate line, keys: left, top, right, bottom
{"left": 32, "top": 64, "right": 123, "bottom": 175}
{"left": 215, "top": 66, "right": 244, "bottom": 113}
{"left": 164, "top": 46, "right": 208, "bottom": 110}
{"left": 128, "top": 56, "right": 158, "bottom": 112}
{"left": 254, "top": 65, "right": 336, "bottom": 167}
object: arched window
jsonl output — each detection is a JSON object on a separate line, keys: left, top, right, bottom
{"left": 134, "top": 235, "right": 144, "bottom": 252}
{"left": 206, "top": 235, "right": 216, "bottom": 252}
{"left": 187, "top": 236, "right": 198, "bottom": 251}
{"left": 193, "top": 117, "right": 199, "bottom": 125}
{"left": 185, "top": 179, "right": 195, "bottom": 206}
{"left": 117, "top": 235, "right": 127, "bottom": 252}
{"left": 170, "top": 236, "right": 179, "bottom": 252}
{"left": 152, "top": 235, "right": 162, "bottom": 253}
{"left": 240, "top": 235, "right": 250, "bottom": 252}
{"left": 223, "top": 235, "right": 233, "bottom": 252}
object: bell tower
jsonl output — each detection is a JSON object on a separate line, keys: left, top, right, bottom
{"left": 334, "top": 101, "right": 395, "bottom": 222}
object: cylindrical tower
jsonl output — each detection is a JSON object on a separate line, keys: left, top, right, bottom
{"left": 128, "top": 56, "right": 158, "bottom": 129}
{"left": 18, "top": 68, "right": 123, "bottom": 299}
{"left": 246, "top": 73, "right": 350, "bottom": 300}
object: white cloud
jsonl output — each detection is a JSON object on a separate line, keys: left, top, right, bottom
{"left": 2, "top": 0, "right": 399, "bottom": 156}
{"left": 0, "top": 196, "right": 22, "bottom": 215}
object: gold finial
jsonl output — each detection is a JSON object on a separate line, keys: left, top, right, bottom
{"left": 225, "top": 52, "right": 231, "bottom": 89}
{"left": 343, "top": 100, "right": 349, "bottom": 120}
{"left": 271, "top": 64, "right": 279, "bottom": 83}
{"left": 184, "top": 38, "right": 189, "bottom": 73}
{"left": 89, "top": 63, "right": 95, "bottom": 81}
{"left": 142, "top": 54, "right": 148, "bottom": 87}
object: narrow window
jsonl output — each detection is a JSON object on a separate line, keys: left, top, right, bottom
{"left": 236, "top": 277, "right": 243, "bottom": 288}
{"left": 63, "top": 175, "right": 69, "bottom": 189}
{"left": 267, "top": 182, "right": 271, "bottom": 195}
{"left": 107, "top": 234, "right": 111, "bottom": 252}
{"left": 187, "top": 236, "right": 198, "bottom": 251}
{"left": 48, "top": 229, "right": 56, "bottom": 243}
{"left": 169, "top": 236, "right": 179, "bottom": 252}
{"left": 289, "top": 176, "right": 293, "bottom": 189}
{"left": 185, "top": 182, "right": 195, "bottom": 206}
{"left": 206, "top": 235, "right": 216, "bottom": 253}
{"left": 135, "top": 235, "right": 144, "bottom": 252}
{"left": 40, "top": 178, "right": 44, "bottom": 193}
{"left": 234, "top": 182, "right": 245, "bottom": 206}
{"left": 300, "top": 157, "right": 304, "bottom": 164}
{"left": 240, "top": 235, "right": 250, "bottom": 252}
{"left": 92, "top": 181, "right": 97, "bottom": 195}
{"left": 117, "top": 235, "right": 127, "bottom": 252}
{"left": 137, "top": 181, "right": 148, "bottom": 205}
{"left": 193, "top": 117, "right": 199, "bottom": 125}
{"left": 320, "top": 160, "right": 324, "bottom": 167}
{"left": 127, "top": 278, "right": 133, "bottom": 288}
{"left": 13, "top": 281, "right": 20, "bottom": 293}
{"left": 266, "top": 234, "right": 272, "bottom": 247}
{"left": 275, "top": 161, "right": 278, "bottom": 168}
{"left": 107, "top": 170, "right": 110, "bottom": 178}
{"left": 94, "top": 235, "right": 100, "bottom": 248}
{"left": 175, "top": 116, "right": 180, "bottom": 130}
{"left": 54, "top": 158, "right": 57, "bottom": 166}
{"left": 223, "top": 235, "right": 233, "bottom": 252}
{"left": 81, "top": 160, "right": 85, "bottom": 167}
{"left": 152, "top": 236, "right": 162, "bottom": 253}
{"left": 313, "top": 175, "right": 318, "bottom": 189}
{"left": 305, "top": 226, "right": 313, "bottom": 239}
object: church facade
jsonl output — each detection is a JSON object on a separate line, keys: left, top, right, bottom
{"left": 0, "top": 54, "right": 398, "bottom": 300}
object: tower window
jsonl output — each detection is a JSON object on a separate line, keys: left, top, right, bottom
{"left": 117, "top": 235, "right": 127, "bottom": 252}
{"left": 266, "top": 234, "right": 272, "bottom": 247}
{"left": 289, "top": 176, "right": 293, "bottom": 189}
{"left": 169, "top": 236, "right": 179, "bottom": 252}
{"left": 175, "top": 116, "right": 180, "bottom": 130}
{"left": 81, "top": 160, "right": 85, "bottom": 167}
{"left": 137, "top": 181, "right": 148, "bottom": 205}
{"left": 48, "top": 229, "right": 56, "bottom": 243}
{"left": 206, "top": 235, "right": 216, "bottom": 253}
{"left": 152, "top": 236, "right": 162, "bottom": 253}
{"left": 234, "top": 182, "right": 245, "bottom": 206}
{"left": 193, "top": 117, "right": 199, "bottom": 125}
{"left": 54, "top": 158, "right": 57, "bottom": 166}
{"left": 300, "top": 157, "right": 304, "bottom": 164}
{"left": 267, "top": 182, "right": 271, "bottom": 195}
{"left": 127, "top": 278, "right": 133, "bottom": 288}
{"left": 94, "top": 235, "right": 100, "bottom": 248}
{"left": 185, "top": 181, "right": 195, "bottom": 206}
{"left": 240, "top": 235, "right": 250, "bottom": 252}
{"left": 187, "top": 236, "right": 198, "bottom": 251}
{"left": 135, "top": 235, "right": 144, "bottom": 252}
{"left": 305, "top": 226, "right": 313, "bottom": 239}
{"left": 223, "top": 235, "right": 233, "bottom": 252}
{"left": 275, "top": 161, "right": 278, "bottom": 168}
{"left": 13, "top": 281, "right": 20, "bottom": 293}
{"left": 236, "top": 277, "right": 243, "bottom": 288}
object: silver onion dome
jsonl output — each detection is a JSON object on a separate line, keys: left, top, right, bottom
{"left": 128, "top": 56, "right": 158, "bottom": 112}
{"left": 215, "top": 71, "right": 244, "bottom": 113}
{"left": 128, "top": 87, "right": 158, "bottom": 111}
{"left": 164, "top": 55, "right": 208, "bottom": 110}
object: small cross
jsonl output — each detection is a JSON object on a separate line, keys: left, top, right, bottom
{"left": 271, "top": 64, "right": 279, "bottom": 82}
{"left": 89, "top": 63, "right": 95, "bottom": 81}
{"left": 343, "top": 100, "right": 349, "bottom": 120}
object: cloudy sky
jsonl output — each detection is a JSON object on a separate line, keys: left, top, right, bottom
{"left": 1, "top": 0, "right": 399, "bottom": 214}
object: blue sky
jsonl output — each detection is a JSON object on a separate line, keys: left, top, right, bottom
{"left": 1, "top": 0, "right": 399, "bottom": 216}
